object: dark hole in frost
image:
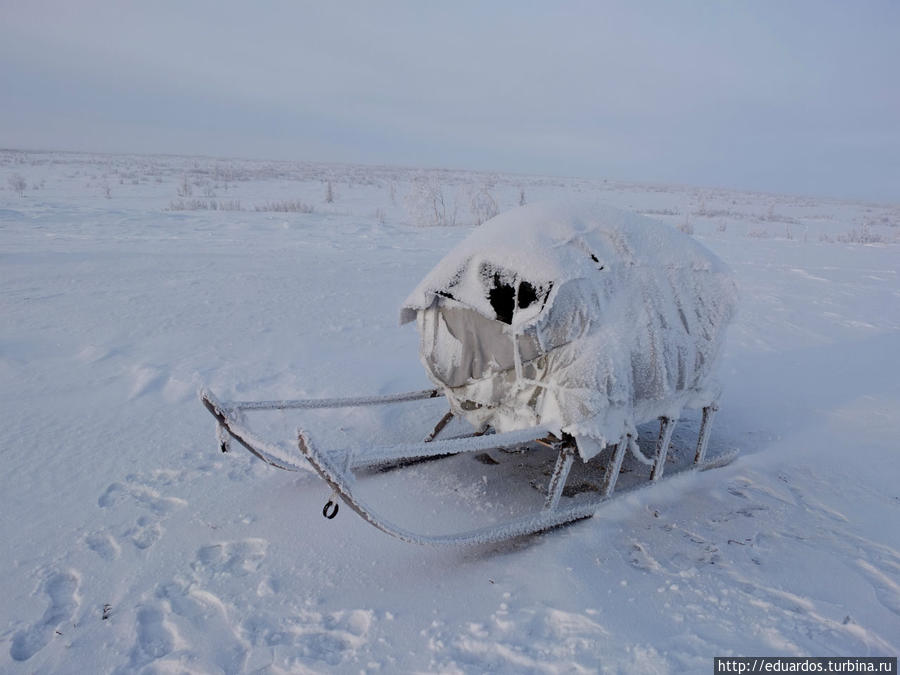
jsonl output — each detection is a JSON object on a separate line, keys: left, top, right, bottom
{"left": 488, "top": 275, "right": 542, "bottom": 324}
{"left": 517, "top": 280, "right": 538, "bottom": 309}
{"left": 488, "top": 273, "right": 515, "bottom": 324}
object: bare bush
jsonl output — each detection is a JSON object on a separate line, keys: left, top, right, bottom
{"left": 837, "top": 224, "right": 885, "bottom": 244}
{"left": 406, "top": 175, "right": 458, "bottom": 227}
{"left": 642, "top": 208, "right": 680, "bottom": 216}
{"left": 176, "top": 175, "right": 192, "bottom": 198}
{"left": 747, "top": 228, "right": 771, "bottom": 238}
{"left": 757, "top": 204, "right": 800, "bottom": 225}
{"left": 871, "top": 210, "right": 899, "bottom": 228}
{"left": 8, "top": 173, "right": 26, "bottom": 196}
{"left": 677, "top": 217, "right": 694, "bottom": 235}
{"left": 253, "top": 200, "right": 314, "bottom": 213}
{"left": 470, "top": 187, "right": 499, "bottom": 226}
{"left": 325, "top": 181, "right": 334, "bottom": 203}
{"left": 696, "top": 208, "right": 740, "bottom": 219}
{"left": 168, "top": 199, "right": 242, "bottom": 211}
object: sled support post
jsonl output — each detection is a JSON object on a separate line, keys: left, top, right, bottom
{"left": 424, "top": 410, "right": 454, "bottom": 443}
{"left": 602, "top": 435, "right": 630, "bottom": 498}
{"left": 544, "top": 446, "right": 575, "bottom": 510}
{"left": 694, "top": 403, "right": 719, "bottom": 465}
{"left": 651, "top": 417, "right": 677, "bottom": 481}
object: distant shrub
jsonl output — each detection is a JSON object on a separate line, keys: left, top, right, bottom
{"left": 677, "top": 218, "right": 694, "bottom": 235}
{"left": 8, "top": 173, "right": 26, "bottom": 196}
{"left": 747, "top": 228, "right": 771, "bottom": 238}
{"left": 253, "top": 200, "right": 314, "bottom": 213}
{"left": 700, "top": 208, "right": 743, "bottom": 219}
{"left": 406, "top": 174, "right": 458, "bottom": 227}
{"left": 176, "top": 174, "right": 192, "bottom": 197}
{"left": 168, "top": 199, "right": 242, "bottom": 211}
{"left": 837, "top": 224, "right": 885, "bottom": 244}
{"left": 756, "top": 205, "right": 800, "bottom": 225}
{"left": 470, "top": 187, "right": 499, "bottom": 226}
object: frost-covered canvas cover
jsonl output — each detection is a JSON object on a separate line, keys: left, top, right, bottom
{"left": 402, "top": 202, "right": 738, "bottom": 459}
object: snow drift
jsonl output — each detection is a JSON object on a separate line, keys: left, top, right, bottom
{"left": 401, "top": 202, "right": 738, "bottom": 459}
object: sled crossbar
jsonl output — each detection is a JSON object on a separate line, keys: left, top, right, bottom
{"left": 340, "top": 425, "right": 553, "bottom": 469}
{"left": 225, "top": 388, "right": 441, "bottom": 411}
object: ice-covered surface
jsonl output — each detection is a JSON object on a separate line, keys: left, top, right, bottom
{"left": 1, "top": 150, "right": 899, "bottom": 673}
{"left": 402, "top": 202, "right": 737, "bottom": 456}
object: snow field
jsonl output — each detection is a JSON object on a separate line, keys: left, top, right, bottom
{"left": 1, "top": 150, "right": 898, "bottom": 673}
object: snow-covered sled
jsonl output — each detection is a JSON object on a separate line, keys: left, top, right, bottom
{"left": 201, "top": 202, "right": 739, "bottom": 545}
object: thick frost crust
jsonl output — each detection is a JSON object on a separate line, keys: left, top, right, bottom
{"left": 401, "top": 202, "right": 738, "bottom": 460}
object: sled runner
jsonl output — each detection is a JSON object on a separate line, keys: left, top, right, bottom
{"left": 201, "top": 202, "right": 739, "bottom": 545}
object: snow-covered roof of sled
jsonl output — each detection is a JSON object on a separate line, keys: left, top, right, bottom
{"left": 400, "top": 201, "right": 728, "bottom": 325}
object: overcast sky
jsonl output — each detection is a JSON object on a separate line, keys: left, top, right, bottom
{"left": 2, "top": 1, "right": 898, "bottom": 202}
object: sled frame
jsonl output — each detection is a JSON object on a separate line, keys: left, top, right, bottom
{"left": 201, "top": 388, "right": 732, "bottom": 546}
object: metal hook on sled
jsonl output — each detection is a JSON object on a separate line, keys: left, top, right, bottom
{"left": 322, "top": 498, "right": 339, "bottom": 520}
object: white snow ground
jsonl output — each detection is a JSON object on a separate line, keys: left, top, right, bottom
{"left": 1, "top": 150, "right": 898, "bottom": 673}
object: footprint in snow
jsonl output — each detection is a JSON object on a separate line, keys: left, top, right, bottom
{"left": 98, "top": 481, "right": 187, "bottom": 515}
{"left": 240, "top": 608, "right": 374, "bottom": 668}
{"left": 128, "top": 516, "right": 164, "bottom": 550}
{"left": 154, "top": 581, "right": 248, "bottom": 672}
{"left": 115, "top": 603, "right": 185, "bottom": 675}
{"left": 84, "top": 531, "right": 121, "bottom": 561}
{"left": 191, "top": 538, "right": 268, "bottom": 578}
{"left": 9, "top": 570, "right": 81, "bottom": 662}
{"left": 98, "top": 474, "right": 187, "bottom": 551}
